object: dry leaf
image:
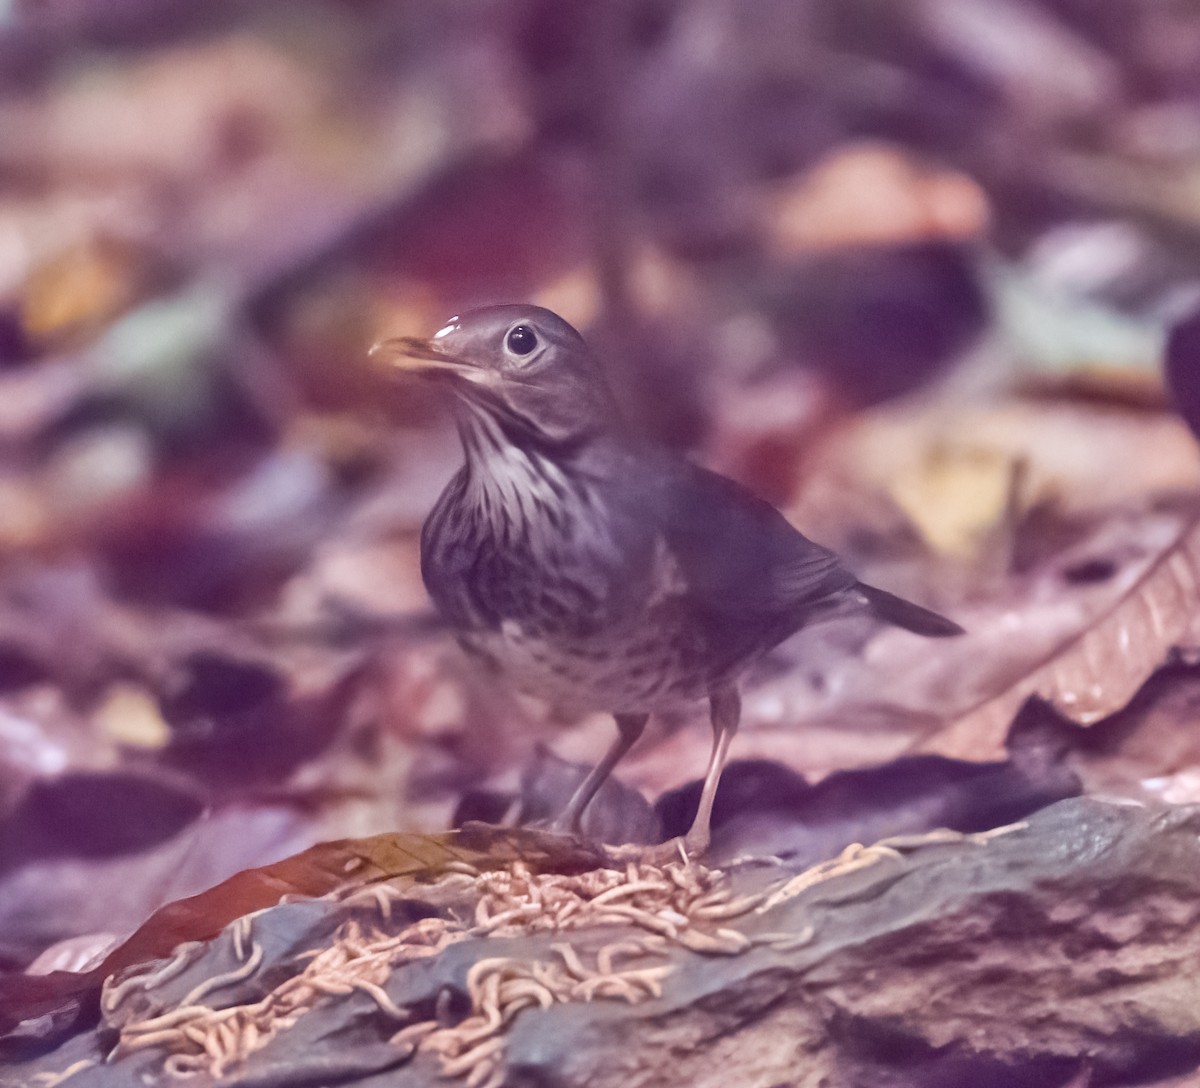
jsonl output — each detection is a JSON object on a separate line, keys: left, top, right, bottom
{"left": 889, "top": 445, "right": 1020, "bottom": 560}
{"left": 923, "top": 508, "right": 1200, "bottom": 758}
{"left": 764, "top": 141, "right": 990, "bottom": 254}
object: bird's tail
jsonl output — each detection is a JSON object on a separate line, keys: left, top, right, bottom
{"left": 856, "top": 582, "right": 964, "bottom": 637}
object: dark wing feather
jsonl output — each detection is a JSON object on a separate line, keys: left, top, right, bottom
{"left": 590, "top": 439, "right": 963, "bottom": 639}
{"left": 646, "top": 455, "right": 857, "bottom": 618}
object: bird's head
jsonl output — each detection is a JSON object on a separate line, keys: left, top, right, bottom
{"left": 371, "top": 305, "right": 620, "bottom": 448}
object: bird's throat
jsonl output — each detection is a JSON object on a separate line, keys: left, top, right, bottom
{"left": 455, "top": 403, "right": 579, "bottom": 546}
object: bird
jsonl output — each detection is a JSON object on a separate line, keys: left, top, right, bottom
{"left": 371, "top": 305, "right": 963, "bottom": 857}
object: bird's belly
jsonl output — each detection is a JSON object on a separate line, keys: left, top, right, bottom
{"left": 460, "top": 620, "right": 711, "bottom": 714}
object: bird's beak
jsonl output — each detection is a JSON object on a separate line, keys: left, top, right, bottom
{"left": 368, "top": 336, "right": 486, "bottom": 382}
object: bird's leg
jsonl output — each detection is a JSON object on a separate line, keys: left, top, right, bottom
{"left": 681, "top": 686, "right": 741, "bottom": 857}
{"left": 551, "top": 712, "right": 648, "bottom": 836}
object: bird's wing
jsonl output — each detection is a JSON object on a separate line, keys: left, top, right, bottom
{"left": 641, "top": 454, "right": 858, "bottom": 617}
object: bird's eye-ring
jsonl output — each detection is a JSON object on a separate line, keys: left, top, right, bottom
{"left": 505, "top": 324, "right": 538, "bottom": 356}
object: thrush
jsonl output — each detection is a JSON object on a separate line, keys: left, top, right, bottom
{"left": 372, "top": 306, "right": 963, "bottom": 856}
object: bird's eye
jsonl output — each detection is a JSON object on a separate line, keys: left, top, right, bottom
{"left": 505, "top": 325, "right": 538, "bottom": 356}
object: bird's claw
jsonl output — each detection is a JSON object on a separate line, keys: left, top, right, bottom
{"left": 600, "top": 836, "right": 699, "bottom": 868}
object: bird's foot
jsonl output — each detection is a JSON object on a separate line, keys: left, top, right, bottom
{"left": 545, "top": 814, "right": 581, "bottom": 837}
{"left": 457, "top": 820, "right": 606, "bottom": 866}
{"left": 601, "top": 832, "right": 707, "bottom": 869}
{"left": 521, "top": 816, "right": 700, "bottom": 869}
{"left": 456, "top": 821, "right": 710, "bottom": 870}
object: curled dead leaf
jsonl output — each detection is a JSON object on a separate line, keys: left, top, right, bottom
{"left": 925, "top": 506, "right": 1200, "bottom": 759}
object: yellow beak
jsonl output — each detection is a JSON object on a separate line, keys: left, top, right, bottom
{"left": 368, "top": 336, "right": 482, "bottom": 380}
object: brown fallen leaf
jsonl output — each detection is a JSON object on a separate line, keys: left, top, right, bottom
{"left": 0, "top": 833, "right": 377, "bottom": 1044}
{"left": 796, "top": 398, "right": 1200, "bottom": 567}
{"left": 923, "top": 505, "right": 1200, "bottom": 759}
{"left": 763, "top": 141, "right": 990, "bottom": 254}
